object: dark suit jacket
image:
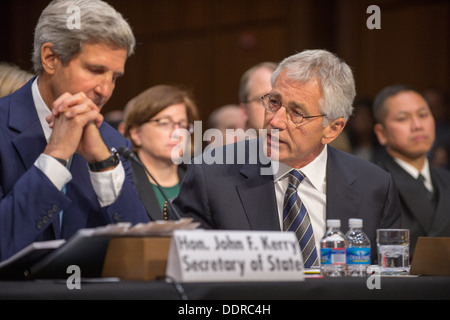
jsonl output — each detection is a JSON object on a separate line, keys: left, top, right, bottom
{"left": 0, "top": 78, "right": 149, "bottom": 261}
{"left": 376, "top": 153, "right": 450, "bottom": 256}
{"left": 131, "top": 160, "right": 186, "bottom": 220}
{"left": 173, "top": 139, "right": 402, "bottom": 262}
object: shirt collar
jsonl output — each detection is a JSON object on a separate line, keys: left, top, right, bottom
{"left": 273, "top": 146, "right": 328, "bottom": 191}
{"left": 31, "top": 77, "right": 52, "bottom": 142}
{"left": 393, "top": 157, "right": 432, "bottom": 182}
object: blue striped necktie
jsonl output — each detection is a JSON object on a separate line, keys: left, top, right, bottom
{"left": 283, "top": 170, "right": 319, "bottom": 268}
{"left": 60, "top": 157, "right": 72, "bottom": 229}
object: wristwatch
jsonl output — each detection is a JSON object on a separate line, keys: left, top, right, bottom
{"left": 52, "top": 156, "right": 68, "bottom": 167}
{"left": 88, "top": 147, "right": 120, "bottom": 172}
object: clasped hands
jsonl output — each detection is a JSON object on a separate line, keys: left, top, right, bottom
{"left": 43, "top": 92, "right": 111, "bottom": 164}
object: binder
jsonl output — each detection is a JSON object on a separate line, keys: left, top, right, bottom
{"left": 0, "top": 239, "right": 65, "bottom": 280}
{"left": 0, "top": 219, "right": 198, "bottom": 280}
{"left": 410, "top": 237, "right": 450, "bottom": 276}
{"left": 0, "top": 229, "right": 109, "bottom": 280}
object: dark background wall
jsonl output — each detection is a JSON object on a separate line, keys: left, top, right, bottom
{"left": 1, "top": 0, "right": 448, "bottom": 123}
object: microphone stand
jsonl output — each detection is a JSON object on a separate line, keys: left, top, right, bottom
{"left": 117, "top": 146, "right": 182, "bottom": 220}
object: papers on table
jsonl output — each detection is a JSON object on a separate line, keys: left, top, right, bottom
{"left": 91, "top": 218, "right": 200, "bottom": 237}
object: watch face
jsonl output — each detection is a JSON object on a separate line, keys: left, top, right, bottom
{"left": 109, "top": 148, "right": 120, "bottom": 164}
{"left": 111, "top": 147, "right": 119, "bottom": 159}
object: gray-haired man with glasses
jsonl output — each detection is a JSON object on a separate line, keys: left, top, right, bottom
{"left": 173, "top": 49, "right": 401, "bottom": 266}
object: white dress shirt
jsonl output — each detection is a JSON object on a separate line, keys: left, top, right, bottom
{"left": 31, "top": 78, "right": 124, "bottom": 207}
{"left": 273, "top": 146, "right": 328, "bottom": 253}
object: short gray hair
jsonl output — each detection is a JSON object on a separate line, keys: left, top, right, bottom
{"left": 32, "top": 0, "right": 135, "bottom": 74}
{"left": 271, "top": 49, "right": 356, "bottom": 125}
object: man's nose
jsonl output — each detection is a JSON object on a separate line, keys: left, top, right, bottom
{"left": 268, "top": 106, "right": 288, "bottom": 130}
{"left": 94, "top": 75, "right": 115, "bottom": 100}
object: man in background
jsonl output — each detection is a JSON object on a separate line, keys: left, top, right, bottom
{"left": 207, "top": 104, "right": 248, "bottom": 147}
{"left": 373, "top": 84, "right": 450, "bottom": 257}
{"left": 239, "top": 62, "right": 277, "bottom": 133}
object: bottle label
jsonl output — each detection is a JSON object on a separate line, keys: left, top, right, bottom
{"left": 320, "top": 248, "right": 346, "bottom": 265}
{"left": 346, "top": 247, "right": 371, "bottom": 265}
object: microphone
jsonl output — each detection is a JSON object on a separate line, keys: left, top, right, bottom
{"left": 117, "top": 146, "right": 182, "bottom": 220}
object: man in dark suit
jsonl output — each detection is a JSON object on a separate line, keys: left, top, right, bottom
{"left": 373, "top": 84, "right": 450, "bottom": 257}
{"left": 0, "top": 0, "right": 149, "bottom": 262}
{"left": 173, "top": 49, "right": 401, "bottom": 267}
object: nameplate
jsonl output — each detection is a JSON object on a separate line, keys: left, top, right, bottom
{"left": 166, "top": 230, "right": 304, "bottom": 282}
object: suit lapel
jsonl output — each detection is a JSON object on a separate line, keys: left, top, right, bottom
{"left": 382, "top": 156, "right": 433, "bottom": 232}
{"left": 12, "top": 121, "right": 47, "bottom": 169}
{"left": 236, "top": 162, "right": 280, "bottom": 231}
{"left": 428, "top": 168, "right": 450, "bottom": 235}
{"left": 8, "top": 78, "right": 60, "bottom": 238}
{"left": 9, "top": 77, "right": 47, "bottom": 169}
{"left": 326, "top": 146, "right": 362, "bottom": 231}
{"left": 131, "top": 161, "right": 162, "bottom": 220}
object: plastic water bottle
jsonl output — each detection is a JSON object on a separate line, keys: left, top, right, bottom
{"left": 320, "top": 219, "right": 346, "bottom": 277}
{"left": 345, "top": 218, "right": 371, "bottom": 277}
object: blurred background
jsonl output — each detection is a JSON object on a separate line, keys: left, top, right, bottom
{"left": 1, "top": 0, "right": 448, "bottom": 129}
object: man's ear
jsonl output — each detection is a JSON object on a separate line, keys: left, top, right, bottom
{"left": 373, "top": 123, "right": 387, "bottom": 146}
{"left": 322, "top": 117, "right": 346, "bottom": 145}
{"left": 40, "top": 42, "right": 58, "bottom": 75}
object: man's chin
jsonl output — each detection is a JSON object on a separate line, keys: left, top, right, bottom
{"left": 89, "top": 95, "right": 108, "bottom": 108}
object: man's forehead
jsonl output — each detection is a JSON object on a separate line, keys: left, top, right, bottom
{"left": 272, "top": 74, "right": 321, "bottom": 98}
{"left": 386, "top": 91, "right": 429, "bottom": 110}
{"left": 78, "top": 43, "right": 127, "bottom": 69}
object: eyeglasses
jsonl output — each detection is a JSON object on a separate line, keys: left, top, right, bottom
{"left": 261, "top": 93, "right": 327, "bottom": 125}
{"left": 147, "top": 117, "right": 194, "bottom": 133}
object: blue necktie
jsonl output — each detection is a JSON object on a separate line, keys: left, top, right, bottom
{"left": 60, "top": 157, "right": 71, "bottom": 229}
{"left": 60, "top": 185, "right": 66, "bottom": 228}
{"left": 283, "top": 170, "right": 319, "bottom": 268}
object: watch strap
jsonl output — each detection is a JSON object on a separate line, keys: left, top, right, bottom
{"left": 52, "top": 156, "right": 68, "bottom": 167}
{"left": 88, "top": 147, "right": 120, "bottom": 172}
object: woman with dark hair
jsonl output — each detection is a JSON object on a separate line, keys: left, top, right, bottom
{"left": 124, "top": 84, "right": 199, "bottom": 220}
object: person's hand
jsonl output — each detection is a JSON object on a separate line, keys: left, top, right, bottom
{"left": 47, "top": 92, "right": 103, "bottom": 129}
{"left": 44, "top": 92, "right": 106, "bottom": 161}
{"left": 78, "top": 120, "right": 111, "bottom": 163}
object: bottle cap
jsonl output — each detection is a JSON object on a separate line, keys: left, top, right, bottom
{"left": 349, "top": 218, "right": 363, "bottom": 228}
{"left": 327, "top": 219, "right": 341, "bottom": 228}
